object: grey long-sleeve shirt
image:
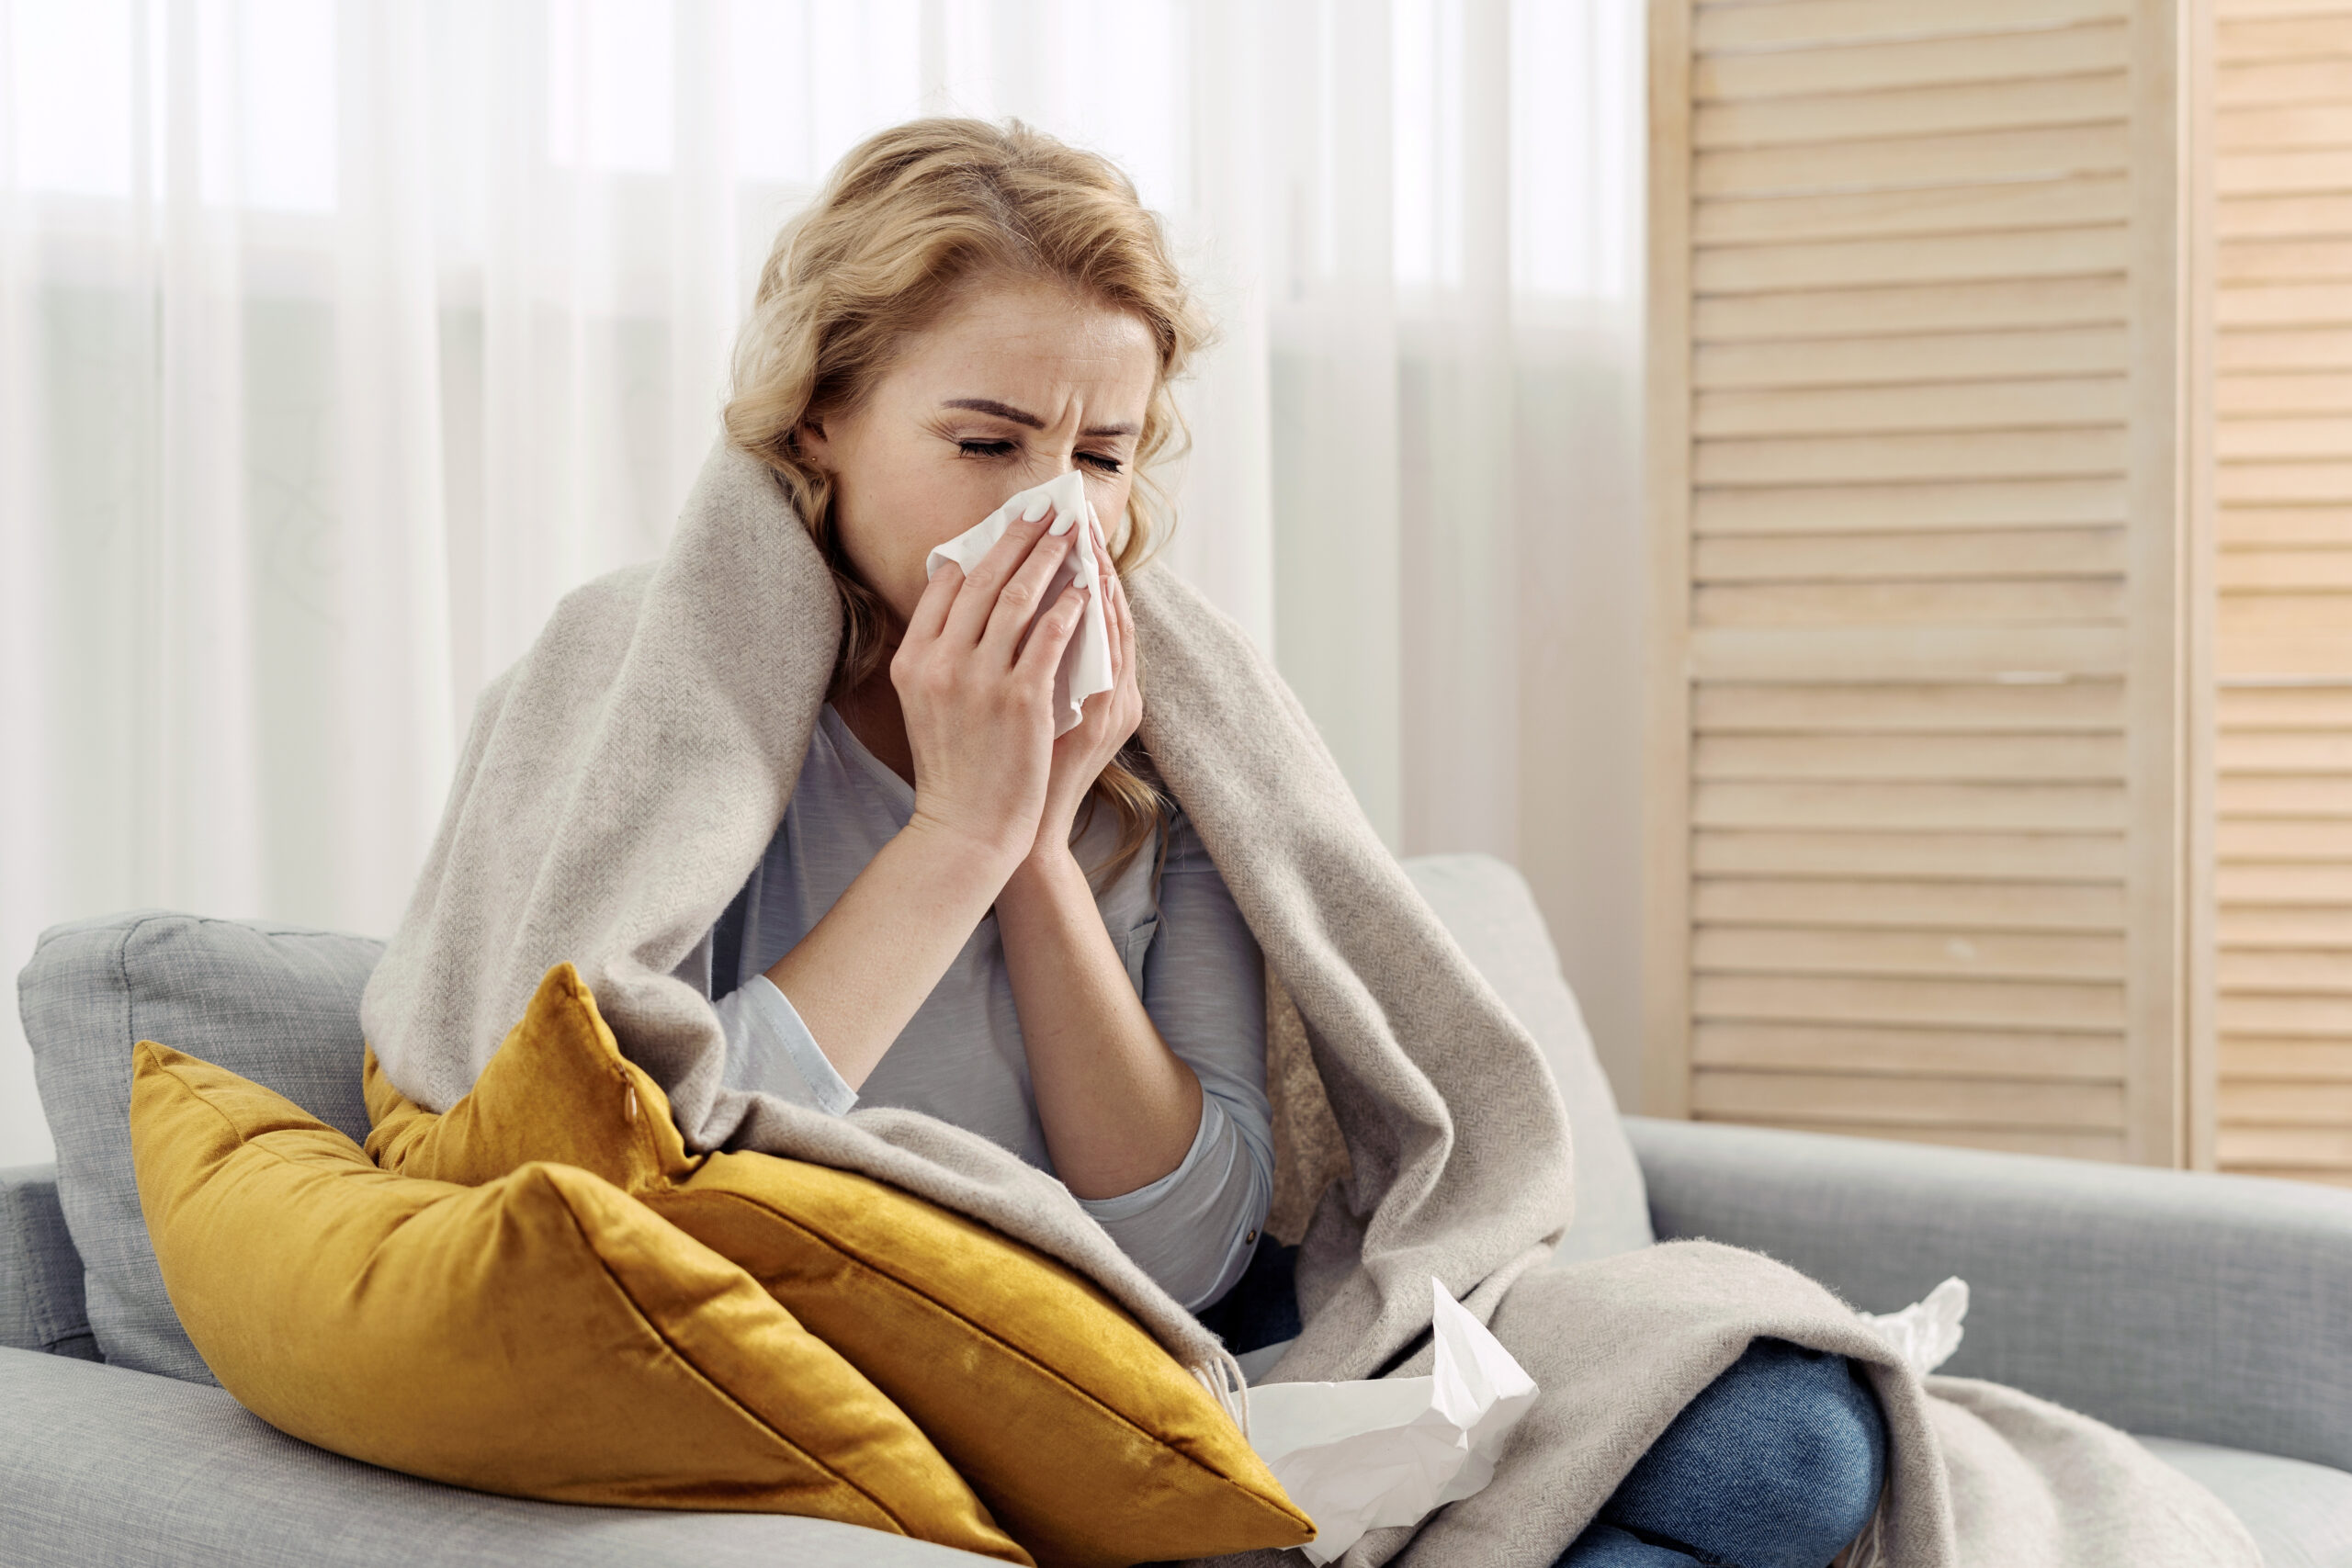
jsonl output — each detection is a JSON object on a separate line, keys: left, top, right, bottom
{"left": 697, "top": 704, "right": 1273, "bottom": 1312}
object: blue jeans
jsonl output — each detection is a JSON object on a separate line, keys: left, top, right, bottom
{"left": 1555, "top": 1339, "right": 1887, "bottom": 1568}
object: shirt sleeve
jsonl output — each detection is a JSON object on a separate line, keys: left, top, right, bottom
{"left": 1077, "top": 813, "right": 1274, "bottom": 1314}
{"left": 712, "top": 974, "right": 860, "bottom": 1117}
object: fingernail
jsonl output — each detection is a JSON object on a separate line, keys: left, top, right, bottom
{"left": 1021, "top": 496, "right": 1051, "bottom": 523}
{"left": 1047, "top": 513, "right": 1073, "bottom": 536}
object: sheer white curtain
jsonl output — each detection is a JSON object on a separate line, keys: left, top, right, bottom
{"left": 0, "top": 0, "right": 1645, "bottom": 1167}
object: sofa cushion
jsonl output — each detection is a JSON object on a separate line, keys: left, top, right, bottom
{"left": 1401, "top": 854, "right": 1652, "bottom": 1262}
{"left": 368, "top": 963, "right": 1316, "bottom": 1568}
{"left": 0, "top": 1164, "right": 94, "bottom": 1359}
{"left": 0, "top": 1347, "right": 992, "bottom": 1568}
{"left": 130, "top": 1040, "right": 1025, "bottom": 1560}
{"left": 19, "top": 913, "right": 383, "bottom": 1382}
{"left": 2141, "top": 1435, "right": 2352, "bottom": 1568}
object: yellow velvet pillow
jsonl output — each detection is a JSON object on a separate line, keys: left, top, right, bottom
{"left": 131, "top": 1040, "right": 1026, "bottom": 1563}
{"left": 367, "top": 964, "right": 1316, "bottom": 1568}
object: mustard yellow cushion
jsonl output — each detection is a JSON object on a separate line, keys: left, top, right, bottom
{"left": 131, "top": 1039, "right": 1026, "bottom": 1562}
{"left": 368, "top": 964, "right": 1316, "bottom": 1568}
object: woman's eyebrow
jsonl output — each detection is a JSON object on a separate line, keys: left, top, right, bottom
{"left": 942, "top": 397, "right": 1136, "bottom": 439}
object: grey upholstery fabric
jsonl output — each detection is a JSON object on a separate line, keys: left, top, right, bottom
{"left": 2142, "top": 1437, "right": 2352, "bottom": 1568}
{"left": 18, "top": 912, "right": 383, "bottom": 1382}
{"left": 1628, "top": 1116, "right": 2352, "bottom": 1474}
{"left": 1400, "top": 854, "right": 1651, "bottom": 1263}
{"left": 0, "top": 1348, "right": 983, "bottom": 1567}
{"left": 0, "top": 1165, "right": 94, "bottom": 1360}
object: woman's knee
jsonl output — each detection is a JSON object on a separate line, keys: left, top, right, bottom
{"left": 1602, "top": 1339, "right": 1887, "bottom": 1568}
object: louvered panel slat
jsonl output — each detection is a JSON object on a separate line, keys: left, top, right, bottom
{"left": 1694, "top": 276, "right": 2128, "bottom": 342}
{"left": 2219, "top": 685, "right": 2352, "bottom": 724}
{"left": 1697, "top": 225, "right": 2130, "bottom": 294}
{"left": 1694, "top": 829, "right": 2128, "bottom": 879}
{"left": 2220, "top": 322, "right": 2352, "bottom": 368}
{"left": 1720, "top": 1119, "right": 2132, "bottom": 1159}
{"left": 2218, "top": 547, "right": 2352, "bottom": 590}
{"left": 1692, "top": 1070, "right": 2126, "bottom": 1127}
{"left": 1652, "top": 0, "right": 2172, "bottom": 1162}
{"left": 1695, "top": 579, "right": 2128, "bottom": 627}
{"left": 2220, "top": 237, "right": 2352, "bottom": 282}
{"left": 2220, "top": 149, "right": 2352, "bottom": 197}
{"left": 1693, "top": 878, "right": 2125, "bottom": 930}
{"left": 1695, "top": 1021, "right": 2126, "bottom": 1079}
{"left": 1696, "top": 973, "right": 2127, "bottom": 1031}
{"left": 1694, "top": 925, "right": 2128, "bottom": 981}
{"left": 1695, "top": 678, "right": 2124, "bottom": 731}
{"left": 1696, "top": 379, "right": 2128, "bottom": 438}
{"left": 2222, "top": 908, "right": 2352, "bottom": 944}
{"left": 1696, "top": 25, "right": 2130, "bottom": 102}
{"left": 2220, "top": 773, "right": 2352, "bottom": 816}
{"left": 2220, "top": 284, "right": 2352, "bottom": 325}
{"left": 1697, "top": 126, "right": 2131, "bottom": 200}
{"left": 2221, "top": 505, "right": 2352, "bottom": 543}
{"left": 1697, "top": 79, "right": 2132, "bottom": 156}
{"left": 1696, "top": 477, "right": 2126, "bottom": 534}
{"left": 1696, "top": 327, "right": 2130, "bottom": 391}
{"left": 1696, "top": 528, "right": 2126, "bottom": 581}
{"left": 2216, "top": 192, "right": 2352, "bottom": 239}
{"left": 2217, "top": 372, "right": 2352, "bottom": 412}
{"left": 2216, "top": 13, "right": 2352, "bottom": 58}
{"left": 1696, "top": 731, "right": 2125, "bottom": 779}
{"left": 2219, "top": 102, "right": 2352, "bottom": 150}
{"left": 2219, "top": 59, "right": 2352, "bottom": 107}
{"left": 1693, "top": 0, "right": 2127, "bottom": 53}
{"left": 1690, "top": 625, "right": 2131, "bottom": 680}
{"left": 1696, "top": 429, "right": 2127, "bottom": 486}
{"left": 2222, "top": 1038, "right": 2352, "bottom": 1077}
{"left": 1694, "top": 779, "right": 2128, "bottom": 831}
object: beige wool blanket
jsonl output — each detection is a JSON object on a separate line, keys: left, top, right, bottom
{"left": 363, "top": 442, "right": 2256, "bottom": 1568}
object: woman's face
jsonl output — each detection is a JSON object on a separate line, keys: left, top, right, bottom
{"left": 802, "top": 274, "right": 1160, "bottom": 626}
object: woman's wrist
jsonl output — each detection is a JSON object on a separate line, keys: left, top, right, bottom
{"left": 899, "top": 807, "right": 1033, "bottom": 894}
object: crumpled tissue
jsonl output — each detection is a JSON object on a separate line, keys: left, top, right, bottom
{"left": 924, "top": 468, "right": 1114, "bottom": 736}
{"left": 1245, "top": 1280, "right": 1539, "bottom": 1566}
{"left": 1858, "top": 1276, "right": 1970, "bottom": 1378}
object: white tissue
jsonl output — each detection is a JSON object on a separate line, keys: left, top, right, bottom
{"left": 923, "top": 469, "right": 1114, "bottom": 737}
{"left": 1858, "top": 1276, "right": 1969, "bottom": 1379}
{"left": 1245, "top": 1280, "right": 1540, "bottom": 1566}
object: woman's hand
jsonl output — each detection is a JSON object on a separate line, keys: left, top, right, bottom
{"left": 889, "top": 502, "right": 1088, "bottom": 872}
{"left": 1024, "top": 507, "right": 1142, "bottom": 869}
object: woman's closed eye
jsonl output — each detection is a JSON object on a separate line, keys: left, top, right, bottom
{"left": 955, "top": 436, "right": 1125, "bottom": 476}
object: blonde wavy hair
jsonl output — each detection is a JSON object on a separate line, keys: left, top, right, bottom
{"left": 724, "top": 118, "right": 1210, "bottom": 884}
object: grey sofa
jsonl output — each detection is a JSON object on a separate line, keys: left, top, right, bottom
{"left": 7, "top": 854, "right": 2351, "bottom": 1566}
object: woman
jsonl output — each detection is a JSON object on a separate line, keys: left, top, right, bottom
{"left": 366, "top": 118, "right": 2248, "bottom": 1568}
{"left": 702, "top": 119, "right": 1882, "bottom": 1568}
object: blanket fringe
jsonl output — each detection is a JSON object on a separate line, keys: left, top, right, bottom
{"left": 1831, "top": 1492, "right": 1888, "bottom": 1568}
{"left": 1194, "top": 1351, "right": 1251, "bottom": 1439}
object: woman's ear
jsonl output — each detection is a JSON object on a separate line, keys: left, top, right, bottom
{"left": 795, "top": 414, "right": 831, "bottom": 470}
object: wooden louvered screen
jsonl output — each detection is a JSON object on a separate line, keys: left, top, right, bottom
{"left": 2211, "top": 2, "right": 2352, "bottom": 1186}
{"left": 1645, "top": 0, "right": 2188, "bottom": 1162}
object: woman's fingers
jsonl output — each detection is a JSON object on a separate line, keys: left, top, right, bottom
{"left": 979, "top": 512, "right": 1076, "bottom": 662}
{"left": 1015, "top": 583, "right": 1088, "bottom": 684}
{"left": 940, "top": 510, "right": 1056, "bottom": 649}
{"left": 903, "top": 557, "right": 962, "bottom": 647}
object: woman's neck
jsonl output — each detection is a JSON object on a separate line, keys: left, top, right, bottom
{"left": 833, "top": 663, "right": 917, "bottom": 787}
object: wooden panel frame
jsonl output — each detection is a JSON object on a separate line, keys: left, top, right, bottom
{"left": 1645, "top": 0, "right": 1696, "bottom": 1119}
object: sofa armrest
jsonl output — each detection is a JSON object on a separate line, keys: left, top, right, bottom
{"left": 0, "top": 1165, "right": 95, "bottom": 1360}
{"left": 0, "top": 1348, "right": 989, "bottom": 1566}
{"left": 1624, "top": 1116, "right": 2352, "bottom": 1473}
